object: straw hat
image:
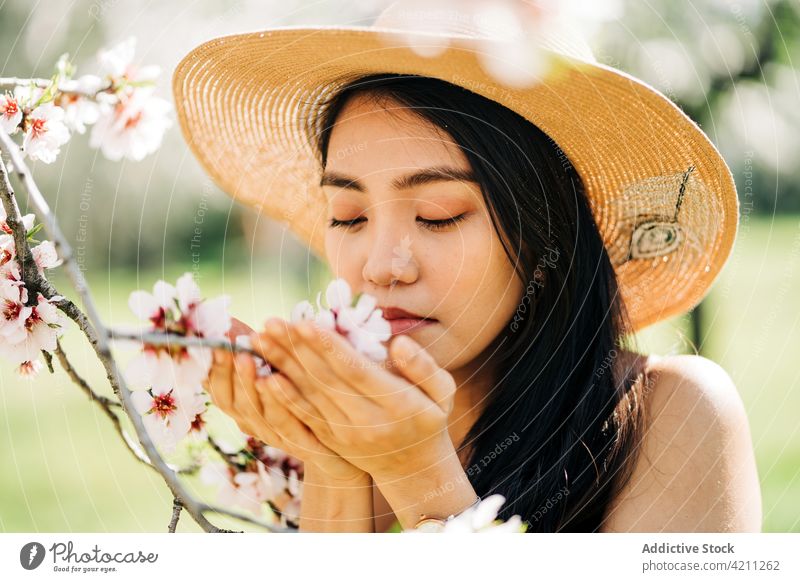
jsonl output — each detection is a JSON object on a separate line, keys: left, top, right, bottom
{"left": 172, "top": 2, "right": 739, "bottom": 333}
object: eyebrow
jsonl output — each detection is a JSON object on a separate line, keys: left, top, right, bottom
{"left": 319, "top": 165, "right": 479, "bottom": 192}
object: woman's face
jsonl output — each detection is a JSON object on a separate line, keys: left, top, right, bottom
{"left": 321, "top": 94, "right": 523, "bottom": 372}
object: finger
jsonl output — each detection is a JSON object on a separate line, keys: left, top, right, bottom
{"left": 231, "top": 351, "right": 265, "bottom": 428}
{"left": 267, "top": 325, "right": 357, "bottom": 422}
{"left": 256, "top": 367, "right": 330, "bottom": 437}
{"left": 205, "top": 348, "right": 235, "bottom": 412}
{"left": 240, "top": 387, "right": 287, "bottom": 450}
{"left": 388, "top": 335, "right": 456, "bottom": 414}
{"left": 256, "top": 373, "right": 335, "bottom": 454}
{"left": 250, "top": 327, "right": 354, "bottom": 425}
{"left": 250, "top": 325, "right": 312, "bottom": 390}
{"left": 291, "top": 319, "right": 394, "bottom": 398}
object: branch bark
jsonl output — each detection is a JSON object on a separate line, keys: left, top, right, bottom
{"left": 168, "top": 498, "right": 183, "bottom": 533}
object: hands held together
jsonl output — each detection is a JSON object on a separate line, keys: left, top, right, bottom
{"left": 204, "top": 317, "right": 458, "bottom": 487}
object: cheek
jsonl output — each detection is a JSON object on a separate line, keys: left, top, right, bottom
{"left": 325, "top": 231, "right": 360, "bottom": 280}
{"left": 428, "top": 223, "right": 523, "bottom": 369}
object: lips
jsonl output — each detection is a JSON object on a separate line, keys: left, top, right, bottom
{"left": 378, "top": 306, "right": 437, "bottom": 335}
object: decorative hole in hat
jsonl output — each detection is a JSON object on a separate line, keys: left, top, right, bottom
{"left": 627, "top": 165, "right": 693, "bottom": 261}
{"left": 605, "top": 164, "right": 723, "bottom": 270}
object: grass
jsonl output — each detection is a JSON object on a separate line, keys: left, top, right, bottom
{"left": 1, "top": 216, "right": 799, "bottom": 532}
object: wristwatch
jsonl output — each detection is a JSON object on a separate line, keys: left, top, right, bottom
{"left": 412, "top": 495, "right": 481, "bottom": 532}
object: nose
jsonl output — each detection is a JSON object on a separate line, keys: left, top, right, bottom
{"left": 362, "top": 218, "right": 419, "bottom": 288}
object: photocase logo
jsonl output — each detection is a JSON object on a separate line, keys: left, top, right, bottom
{"left": 19, "top": 542, "right": 46, "bottom": 570}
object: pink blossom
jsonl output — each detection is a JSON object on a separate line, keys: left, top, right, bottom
{"left": 0, "top": 93, "right": 22, "bottom": 134}
{"left": 125, "top": 347, "right": 212, "bottom": 392}
{"left": 89, "top": 87, "right": 171, "bottom": 162}
{"left": 186, "top": 410, "right": 208, "bottom": 442}
{"left": 22, "top": 103, "right": 71, "bottom": 164}
{"left": 125, "top": 272, "right": 231, "bottom": 392}
{"left": 96, "top": 37, "right": 161, "bottom": 83}
{"left": 0, "top": 211, "right": 39, "bottom": 275}
{"left": 130, "top": 386, "right": 207, "bottom": 454}
{"left": 0, "top": 291, "right": 65, "bottom": 364}
{"left": 291, "top": 278, "right": 391, "bottom": 361}
{"left": 16, "top": 359, "right": 44, "bottom": 377}
{"left": 31, "top": 240, "right": 63, "bottom": 274}
{"left": 199, "top": 460, "right": 276, "bottom": 517}
{"left": 60, "top": 92, "right": 101, "bottom": 135}
{"left": 0, "top": 276, "right": 32, "bottom": 344}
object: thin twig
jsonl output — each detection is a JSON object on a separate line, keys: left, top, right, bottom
{"left": 0, "top": 76, "right": 112, "bottom": 97}
{"left": 108, "top": 328, "right": 268, "bottom": 361}
{"left": 206, "top": 433, "right": 243, "bottom": 466}
{"left": 198, "top": 503, "right": 294, "bottom": 532}
{"left": 41, "top": 349, "right": 55, "bottom": 373}
{"left": 52, "top": 340, "right": 159, "bottom": 471}
{"left": 168, "top": 498, "right": 182, "bottom": 533}
{"left": 54, "top": 340, "right": 121, "bottom": 410}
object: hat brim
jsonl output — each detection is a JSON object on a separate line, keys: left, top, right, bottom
{"left": 172, "top": 25, "right": 739, "bottom": 333}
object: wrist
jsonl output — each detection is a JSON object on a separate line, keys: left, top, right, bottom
{"left": 373, "top": 432, "right": 456, "bottom": 483}
{"left": 373, "top": 442, "right": 477, "bottom": 530}
{"left": 304, "top": 462, "right": 372, "bottom": 488}
{"left": 299, "top": 463, "right": 374, "bottom": 532}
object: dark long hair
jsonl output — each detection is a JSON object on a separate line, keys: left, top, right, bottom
{"left": 308, "top": 73, "right": 649, "bottom": 532}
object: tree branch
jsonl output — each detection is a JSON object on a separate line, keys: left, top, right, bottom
{"left": 168, "top": 498, "right": 182, "bottom": 533}
{"left": 0, "top": 76, "right": 112, "bottom": 98}
{"left": 52, "top": 340, "right": 162, "bottom": 471}
{"left": 107, "top": 328, "right": 268, "bottom": 361}
{"left": 0, "top": 130, "right": 291, "bottom": 533}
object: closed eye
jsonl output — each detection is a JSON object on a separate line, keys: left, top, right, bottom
{"left": 328, "top": 213, "right": 470, "bottom": 231}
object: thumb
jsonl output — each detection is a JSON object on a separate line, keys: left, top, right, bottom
{"left": 389, "top": 335, "right": 456, "bottom": 414}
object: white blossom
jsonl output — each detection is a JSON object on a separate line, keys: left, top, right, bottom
{"left": 61, "top": 95, "right": 100, "bottom": 135}
{"left": 290, "top": 278, "right": 391, "bottom": 361}
{"left": 0, "top": 93, "right": 22, "bottom": 134}
{"left": 0, "top": 291, "right": 66, "bottom": 364}
{"left": 21, "top": 103, "right": 70, "bottom": 164}
{"left": 130, "top": 385, "right": 207, "bottom": 454}
{"left": 31, "top": 240, "right": 63, "bottom": 274}
{"left": 89, "top": 87, "right": 172, "bottom": 162}
{"left": 0, "top": 276, "right": 32, "bottom": 345}
{"left": 16, "top": 359, "right": 44, "bottom": 377}
{"left": 125, "top": 272, "right": 231, "bottom": 392}
{"left": 440, "top": 494, "right": 525, "bottom": 533}
{"left": 97, "top": 37, "right": 160, "bottom": 83}
{"left": 199, "top": 460, "right": 276, "bottom": 517}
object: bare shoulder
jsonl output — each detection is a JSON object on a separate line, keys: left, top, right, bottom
{"left": 601, "top": 353, "right": 763, "bottom": 532}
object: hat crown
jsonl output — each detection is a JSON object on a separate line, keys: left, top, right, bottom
{"left": 372, "top": 0, "right": 597, "bottom": 63}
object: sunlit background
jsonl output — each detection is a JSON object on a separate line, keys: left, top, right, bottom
{"left": 1, "top": 0, "right": 798, "bottom": 532}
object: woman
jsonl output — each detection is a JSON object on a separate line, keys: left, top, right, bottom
{"left": 178, "top": 8, "right": 762, "bottom": 533}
